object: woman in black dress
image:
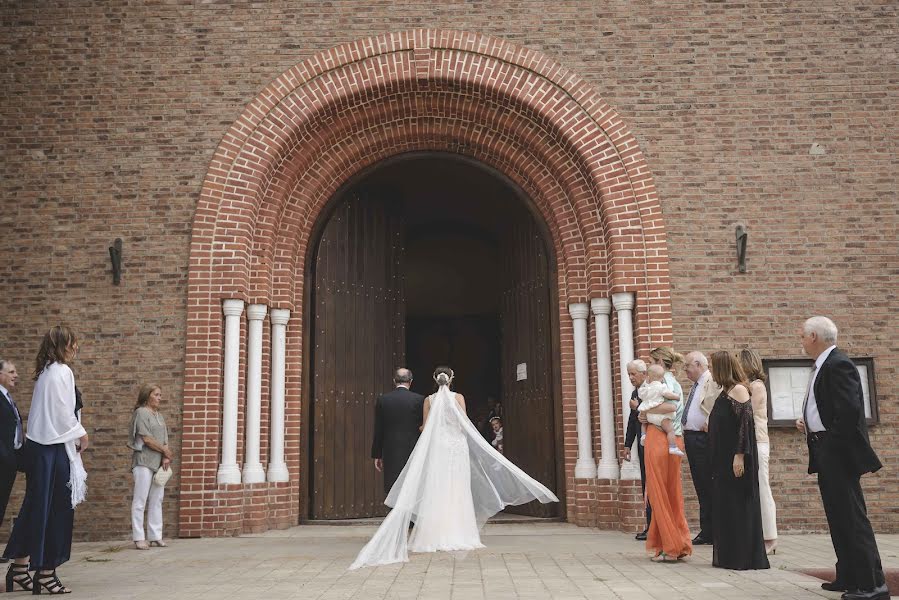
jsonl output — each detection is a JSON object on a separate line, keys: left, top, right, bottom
{"left": 707, "top": 351, "right": 769, "bottom": 571}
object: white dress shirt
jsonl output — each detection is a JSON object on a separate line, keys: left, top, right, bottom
{"left": 0, "top": 383, "right": 22, "bottom": 450}
{"left": 683, "top": 370, "right": 710, "bottom": 432}
{"left": 804, "top": 345, "right": 836, "bottom": 433}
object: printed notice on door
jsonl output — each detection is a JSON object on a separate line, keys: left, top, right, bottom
{"left": 516, "top": 363, "right": 527, "bottom": 381}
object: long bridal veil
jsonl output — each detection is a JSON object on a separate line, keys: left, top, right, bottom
{"left": 350, "top": 384, "right": 558, "bottom": 569}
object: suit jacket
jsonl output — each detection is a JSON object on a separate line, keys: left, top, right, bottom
{"left": 624, "top": 389, "right": 641, "bottom": 448}
{"left": 806, "top": 348, "right": 882, "bottom": 476}
{"left": 371, "top": 386, "right": 424, "bottom": 493}
{"left": 697, "top": 373, "right": 722, "bottom": 421}
{"left": 0, "top": 390, "right": 22, "bottom": 472}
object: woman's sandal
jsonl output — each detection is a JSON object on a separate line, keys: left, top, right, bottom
{"left": 5, "top": 562, "right": 33, "bottom": 592}
{"left": 148, "top": 540, "right": 168, "bottom": 547}
{"left": 134, "top": 540, "right": 149, "bottom": 550}
{"left": 32, "top": 570, "right": 71, "bottom": 594}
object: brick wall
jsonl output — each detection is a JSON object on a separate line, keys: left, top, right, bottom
{"left": 0, "top": 2, "right": 895, "bottom": 540}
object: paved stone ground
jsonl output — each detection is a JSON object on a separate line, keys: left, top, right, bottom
{"left": 50, "top": 523, "right": 897, "bottom": 599}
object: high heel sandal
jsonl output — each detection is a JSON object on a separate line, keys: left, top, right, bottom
{"left": 31, "top": 571, "right": 71, "bottom": 595}
{"left": 5, "top": 562, "right": 33, "bottom": 592}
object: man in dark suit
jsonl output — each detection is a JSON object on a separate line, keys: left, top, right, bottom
{"left": 623, "top": 360, "right": 652, "bottom": 540}
{"left": 797, "top": 317, "right": 888, "bottom": 600}
{"left": 680, "top": 350, "right": 721, "bottom": 546}
{"left": 0, "top": 359, "right": 24, "bottom": 550}
{"left": 372, "top": 368, "right": 424, "bottom": 494}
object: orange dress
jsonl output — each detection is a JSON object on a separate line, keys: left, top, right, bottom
{"left": 644, "top": 426, "right": 692, "bottom": 558}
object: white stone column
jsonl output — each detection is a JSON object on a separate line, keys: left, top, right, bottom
{"left": 569, "top": 302, "right": 597, "bottom": 478}
{"left": 591, "top": 298, "right": 619, "bottom": 480}
{"left": 217, "top": 299, "right": 244, "bottom": 485}
{"left": 267, "top": 308, "right": 290, "bottom": 482}
{"left": 242, "top": 304, "right": 267, "bottom": 484}
{"left": 613, "top": 292, "right": 640, "bottom": 480}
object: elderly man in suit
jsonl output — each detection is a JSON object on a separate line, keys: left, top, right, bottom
{"left": 0, "top": 359, "right": 24, "bottom": 551}
{"left": 372, "top": 368, "right": 425, "bottom": 495}
{"left": 680, "top": 350, "right": 721, "bottom": 545}
{"left": 623, "top": 359, "right": 652, "bottom": 540}
{"left": 797, "top": 317, "right": 888, "bottom": 600}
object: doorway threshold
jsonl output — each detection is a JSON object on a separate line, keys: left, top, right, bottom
{"left": 303, "top": 511, "right": 562, "bottom": 526}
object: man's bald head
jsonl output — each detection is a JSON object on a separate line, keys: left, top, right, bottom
{"left": 393, "top": 368, "right": 413, "bottom": 387}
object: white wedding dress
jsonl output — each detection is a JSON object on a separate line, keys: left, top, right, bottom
{"left": 350, "top": 384, "right": 558, "bottom": 569}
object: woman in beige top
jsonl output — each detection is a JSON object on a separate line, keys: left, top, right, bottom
{"left": 739, "top": 349, "right": 778, "bottom": 554}
{"left": 128, "top": 384, "right": 172, "bottom": 550}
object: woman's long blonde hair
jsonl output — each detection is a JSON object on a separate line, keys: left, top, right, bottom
{"left": 737, "top": 349, "right": 766, "bottom": 383}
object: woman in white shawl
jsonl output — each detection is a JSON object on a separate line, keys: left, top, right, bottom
{"left": 350, "top": 366, "right": 558, "bottom": 570}
{"left": 3, "top": 326, "right": 88, "bottom": 595}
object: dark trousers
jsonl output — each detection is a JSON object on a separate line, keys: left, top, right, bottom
{"left": 3, "top": 441, "right": 74, "bottom": 570}
{"left": 815, "top": 437, "right": 885, "bottom": 591}
{"left": 637, "top": 441, "right": 652, "bottom": 529}
{"left": 0, "top": 463, "right": 17, "bottom": 532}
{"left": 684, "top": 430, "right": 713, "bottom": 538}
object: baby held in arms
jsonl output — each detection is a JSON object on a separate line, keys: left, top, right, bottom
{"left": 638, "top": 364, "right": 685, "bottom": 457}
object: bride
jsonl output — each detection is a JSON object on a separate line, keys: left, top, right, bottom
{"left": 350, "top": 366, "right": 558, "bottom": 569}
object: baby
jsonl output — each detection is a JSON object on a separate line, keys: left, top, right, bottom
{"left": 638, "top": 364, "right": 685, "bottom": 456}
{"left": 490, "top": 417, "right": 504, "bottom": 454}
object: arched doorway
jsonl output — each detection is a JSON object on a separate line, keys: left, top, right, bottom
{"left": 307, "top": 154, "right": 561, "bottom": 519}
{"left": 181, "top": 29, "right": 673, "bottom": 537}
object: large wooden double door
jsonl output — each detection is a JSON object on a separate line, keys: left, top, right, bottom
{"left": 309, "top": 191, "right": 558, "bottom": 519}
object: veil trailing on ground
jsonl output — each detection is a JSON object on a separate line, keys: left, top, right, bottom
{"left": 350, "top": 384, "right": 558, "bottom": 569}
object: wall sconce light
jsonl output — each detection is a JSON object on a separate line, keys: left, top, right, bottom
{"left": 735, "top": 225, "right": 748, "bottom": 273}
{"left": 109, "top": 238, "right": 123, "bottom": 285}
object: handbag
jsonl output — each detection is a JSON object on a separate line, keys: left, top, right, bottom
{"left": 153, "top": 465, "right": 173, "bottom": 487}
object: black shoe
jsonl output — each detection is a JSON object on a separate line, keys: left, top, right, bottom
{"left": 841, "top": 584, "right": 890, "bottom": 600}
{"left": 822, "top": 581, "right": 853, "bottom": 592}
{"left": 691, "top": 534, "right": 712, "bottom": 545}
{"left": 635, "top": 530, "right": 648, "bottom": 541}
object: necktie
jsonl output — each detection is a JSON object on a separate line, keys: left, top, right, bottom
{"left": 4, "top": 392, "right": 23, "bottom": 449}
{"left": 681, "top": 381, "right": 699, "bottom": 426}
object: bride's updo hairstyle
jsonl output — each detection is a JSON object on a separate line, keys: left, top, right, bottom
{"left": 433, "top": 366, "right": 454, "bottom": 388}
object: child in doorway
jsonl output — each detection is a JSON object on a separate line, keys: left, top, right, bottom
{"left": 638, "top": 364, "right": 685, "bottom": 456}
{"left": 490, "top": 417, "right": 504, "bottom": 454}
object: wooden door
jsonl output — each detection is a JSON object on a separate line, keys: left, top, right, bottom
{"left": 499, "top": 217, "right": 558, "bottom": 517}
{"left": 310, "top": 191, "right": 405, "bottom": 519}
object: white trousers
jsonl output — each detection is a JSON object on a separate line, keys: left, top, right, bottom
{"left": 756, "top": 442, "right": 778, "bottom": 540}
{"left": 132, "top": 466, "right": 164, "bottom": 542}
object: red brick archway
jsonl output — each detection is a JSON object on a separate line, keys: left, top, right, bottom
{"left": 181, "top": 29, "right": 672, "bottom": 537}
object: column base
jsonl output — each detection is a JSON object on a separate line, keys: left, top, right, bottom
{"left": 575, "top": 457, "right": 598, "bottom": 479}
{"left": 241, "top": 463, "right": 266, "bottom": 484}
{"left": 620, "top": 460, "right": 641, "bottom": 480}
{"left": 216, "top": 463, "right": 241, "bottom": 485}
{"left": 267, "top": 463, "right": 290, "bottom": 482}
{"left": 596, "top": 460, "right": 620, "bottom": 480}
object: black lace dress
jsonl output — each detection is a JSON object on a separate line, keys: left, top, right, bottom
{"left": 708, "top": 391, "right": 770, "bottom": 570}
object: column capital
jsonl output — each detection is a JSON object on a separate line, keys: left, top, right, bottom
{"left": 247, "top": 303, "right": 268, "bottom": 321}
{"left": 611, "top": 292, "right": 635, "bottom": 311}
{"left": 568, "top": 302, "right": 590, "bottom": 320}
{"left": 270, "top": 308, "right": 291, "bottom": 325}
{"left": 222, "top": 298, "right": 245, "bottom": 317}
{"left": 590, "top": 298, "right": 611, "bottom": 315}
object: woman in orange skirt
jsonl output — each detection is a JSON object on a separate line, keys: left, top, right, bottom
{"left": 643, "top": 420, "right": 692, "bottom": 561}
